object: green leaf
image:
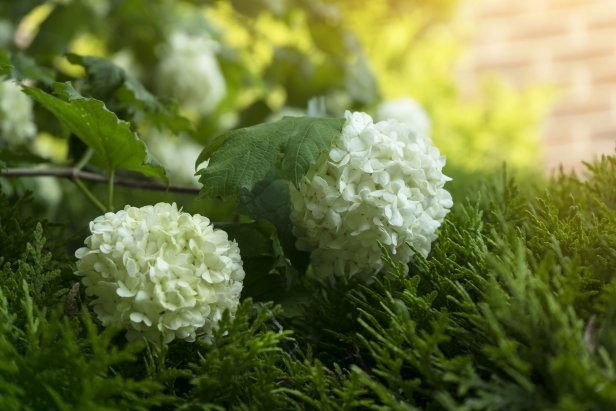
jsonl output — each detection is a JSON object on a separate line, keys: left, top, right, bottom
{"left": 197, "top": 116, "right": 344, "bottom": 198}
{"left": 66, "top": 54, "right": 125, "bottom": 98}
{"left": 282, "top": 118, "right": 344, "bottom": 187}
{"left": 238, "top": 175, "right": 310, "bottom": 272}
{"left": 0, "top": 50, "right": 11, "bottom": 77}
{"left": 214, "top": 221, "right": 294, "bottom": 303}
{"left": 23, "top": 82, "right": 167, "bottom": 182}
{"left": 10, "top": 53, "right": 56, "bottom": 85}
{"left": 215, "top": 221, "right": 273, "bottom": 260}
{"left": 0, "top": 50, "right": 55, "bottom": 84}
{"left": 116, "top": 78, "right": 192, "bottom": 133}
{"left": 197, "top": 116, "right": 341, "bottom": 273}
{"left": 67, "top": 54, "right": 191, "bottom": 133}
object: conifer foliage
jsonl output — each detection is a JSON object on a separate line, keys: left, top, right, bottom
{"left": 0, "top": 1, "right": 614, "bottom": 409}
{"left": 0, "top": 155, "right": 614, "bottom": 409}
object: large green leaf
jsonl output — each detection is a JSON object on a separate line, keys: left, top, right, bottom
{"left": 197, "top": 116, "right": 344, "bottom": 197}
{"left": 24, "top": 82, "right": 167, "bottom": 182}
{"left": 116, "top": 78, "right": 192, "bottom": 133}
{"left": 238, "top": 176, "right": 310, "bottom": 273}
{"left": 197, "top": 116, "right": 341, "bottom": 272}
{"left": 67, "top": 54, "right": 191, "bottom": 133}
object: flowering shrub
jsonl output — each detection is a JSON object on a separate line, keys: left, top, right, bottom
{"left": 75, "top": 203, "right": 245, "bottom": 343}
{"left": 290, "top": 111, "right": 452, "bottom": 277}
{"left": 156, "top": 32, "right": 226, "bottom": 116}
{"left": 0, "top": 78, "right": 36, "bottom": 147}
{"left": 1, "top": 1, "right": 615, "bottom": 409}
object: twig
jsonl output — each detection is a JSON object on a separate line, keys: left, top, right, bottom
{"left": 74, "top": 178, "right": 107, "bottom": 213}
{"left": 0, "top": 167, "right": 201, "bottom": 194}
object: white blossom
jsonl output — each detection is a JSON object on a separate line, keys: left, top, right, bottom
{"left": 75, "top": 203, "right": 245, "bottom": 343}
{"left": 0, "top": 78, "right": 36, "bottom": 147}
{"left": 148, "top": 131, "right": 206, "bottom": 186}
{"left": 156, "top": 32, "right": 226, "bottom": 116}
{"left": 375, "top": 97, "right": 431, "bottom": 137}
{"left": 111, "top": 49, "right": 143, "bottom": 80}
{"left": 290, "top": 111, "right": 452, "bottom": 277}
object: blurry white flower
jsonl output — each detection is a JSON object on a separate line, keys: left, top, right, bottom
{"left": 111, "top": 49, "right": 143, "bottom": 80}
{"left": 0, "top": 78, "right": 36, "bottom": 147}
{"left": 148, "top": 131, "right": 205, "bottom": 186}
{"left": 290, "top": 111, "right": 452, "bottom": 277}
{"left": 33, "top": 175, "right": 62, "bottom": 207}
{"left": 75, "top": 203, "right": 245, "bottom": 343}
{"left": 375, "top": 97, "right": 431, "bottom": 137}
{"left": 156, "top": 32, "right": 226, "bottom": 116}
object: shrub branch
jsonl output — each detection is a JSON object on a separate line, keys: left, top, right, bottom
{"left": 0, "top": 167, "right": 200, "bottom": 194}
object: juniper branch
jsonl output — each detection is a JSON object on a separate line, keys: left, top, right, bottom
{"left": 0, "top": 167, "right": 201, "bottom": 194}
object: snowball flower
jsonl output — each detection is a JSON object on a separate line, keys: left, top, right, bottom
{"left": 375, "top": 97, "right": 431, "bottom": 137}
{"left": 75, "top": 203, "right": 245, "bottom": 343}
{"left": 148, "top": 131, "right": 206, "bottom": 186}
{"left": 156, "top": 32, "right": 226, "bottom": 116}
{"left": 0, "top": 78, "right": 36, "bottom": 147}
{"left": 290, "top": 111, "right": 452, "bottom": 277}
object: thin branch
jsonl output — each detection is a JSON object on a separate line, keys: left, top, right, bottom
{"left": 0, "top": 167, "right": 201, "bottom": 195}
{"left": 73, "top": 178, "right": 107, "bottom": 213}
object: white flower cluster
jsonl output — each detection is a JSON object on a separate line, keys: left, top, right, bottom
{"left": 0, "top": 78, "right": 36, "bottom": 147}
{"left": 75, "top": 203, "right": 245, "bottom": 343}
{"left": 375, "top": 97, "right": 431, "bottom": 137}
{"left": 290, "top": 111, "right": 452, "bottom": 277}
{"left": 148, "top": 131, "right": 205, "bottom": 186}
{"left": 156, "top": 32, "right": 226, "bottom": 116}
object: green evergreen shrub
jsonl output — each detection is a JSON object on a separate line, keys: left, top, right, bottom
{"left": 0, "top": 153, "right": 613, "bottom": 410}
{"left": 0, "top": 2, "right": 613, "bottom": 410}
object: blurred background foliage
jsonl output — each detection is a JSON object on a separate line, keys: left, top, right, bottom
{"left": 0, "top": 0, "right": 552, "bottom": 225}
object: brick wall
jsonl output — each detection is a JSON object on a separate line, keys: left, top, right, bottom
{"left": 455, "top": 0, "right": 616, "bottom": 172}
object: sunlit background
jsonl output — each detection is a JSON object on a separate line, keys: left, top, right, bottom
{"left": 1, "top": 0, "right": 614, "bottom": 223}
{"left": 456, "top": 0, "right": 616, "bottom": 172}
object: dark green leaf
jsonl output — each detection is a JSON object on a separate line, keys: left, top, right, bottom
{"left": 197, "top": 116, "right": 343, "bottom": 198}
{"left": 239, "top": 176, "right": 309, "bottom": 272}
{"left": 216, "top": 221, "right": 293, "bottom": 302}
{"left": 215, "top": 221, "right": 273, "bottom": 259}
{"left": 116, "top": 78, "right": 192, "bottom": 133}
{"left": 0, "top": 50, "right": 55, "bottom": 84}
{"left": 10, "top": 53, "right": 56, "bottom": 85}
{"left": 66, "top": 54, "right": 125, "bottom": 98}
{"left": 23, "top": 82, "right": 167, "bottom": 181}
{"left": 282, "top": 118, "right": 344, "bottom": 187}
{"left": 67, "top": 54, "right": 191, "bottom": 133}
{"left": 0, "top": 50, "right": 11, "bottom": 77}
